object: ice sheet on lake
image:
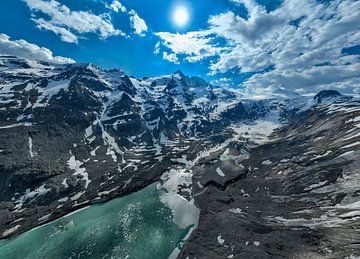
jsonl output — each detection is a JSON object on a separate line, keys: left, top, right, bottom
{"left": 158, "top": 168, "right": 200, "bottom": 229}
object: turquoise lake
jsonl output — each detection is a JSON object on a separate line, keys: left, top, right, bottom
{"left": 0, "top": 183, "right": 191, "bottom": 259}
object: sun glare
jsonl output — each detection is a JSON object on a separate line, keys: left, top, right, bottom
{"left": 172, "top": 5, "right": 190, "bottom": 28}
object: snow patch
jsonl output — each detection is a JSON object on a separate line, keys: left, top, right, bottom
{"left": 0, "top": 122, "right": 33, "bottom": 129}
{"left": 38, "top": 214, "right": 51, "bottom": 222}
{"left": 70, "top": 191, "right": 85, "bottom": 201}
{"left": 58, "top": 197, "right": 69, "bottom": 203}
{"left": 90, "top": 146, "right": 100, "bottom": 156}
{"left": 85, "top": 125, "right": 93, "bottom": 138}
{"left": 217, "top": 234, "right": 225, "bottom": 245}
{"left": 229, "top": 208, "right": 242, "bottom": 214}
{"left": 32, "top": 78, "right": 71, "bottom": 108}
{"left": 310, "top": 150, "right": 332, "bottom": 161}
{"left": 62, "top": 178, "right": 69, "bottom": 189}
{"left": 216, "top": 167, "right": 225, "bottom": 177}
{"left": 28, "top": 136, "right": 35, "bottom": 158}
{"left": 304, "top": 181, "right": 328, "bottom": 191}
{"left": 67, "top": 152, "right": 91, "bottom": 189}
{"left": 341, "top": 141, "right": 360, "bottom": 149}
{"left": 262, "top": 159, "right": 272, "bottom": 165}
{"left": 2, "top": 225, "right": 20, "bottom": 237}
{"left": 14, "top": 184, "right": 51, "bottom": 209}
{"left": 231, "top": 110, "right": 280, "bottom": 144}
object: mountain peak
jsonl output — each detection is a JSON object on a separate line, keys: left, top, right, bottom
{"left": 314, "top": 90, "right": 342, "bottom": 103}
{"left": 174, "top": 70, "right": 184, "bottom": 75}
{"left": 173, "top": 70, "right": 186, "bottom": 79}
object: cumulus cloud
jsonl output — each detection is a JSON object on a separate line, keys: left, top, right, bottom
{"left": 211, "top": 77, "right": 233, "bottom": 87}
{"left": 163, "top": 51, "right": 179, "bottom": 64}
{"left": 155, "top": 0, "right": 360, "bottom": 94}
{"left": 0, "top": 33, "right": 75, "bottom": 64}
{"left": 155, "top": 31, "right": 225, "bottom": 63}
{"left": 33, "top": 18, "right": 78, "bottom": 43}
{"left": 107, "top": 0, "right": 127, "bottom": 13}
{"left": 154, "top": 42, "right": 161, "bottom": 54}
{"left": 24, "top": 0, "right": 124, "bottom": 43}
{"left": 129, "top": 10, "right": 148, "bottom": 36}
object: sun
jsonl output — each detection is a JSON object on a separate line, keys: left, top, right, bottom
{"left": 172, "top": 5, "right": 190, "bottom": 28}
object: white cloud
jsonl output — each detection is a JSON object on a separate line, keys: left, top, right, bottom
{"left": 155, "top": 31, "right": 224, "bottom": 63}
{"left": 163, "top": 52, "right": 179, "bottom": 64}
{"left": 24, "top": 0, "right": 124, "bottom": 43}
{"left": 154, "top": 42, "right": 161, "bottom": 54}
{"left": 0, "top": 33, "right": 75, "bottom": 64}
{"left": 33, "top": 18, "right": 78, "bottom": 43}
{"left": 155, "top": 0, "right": 360, "bottom": 94}
{"left": 129, "top": 10, "right": 148, "bottom": 37}
{"left": 107, "top": 0, "right": 126, "bottom": 13}
{"left": 211, "top": 77, "right": 233, "bottom": 87}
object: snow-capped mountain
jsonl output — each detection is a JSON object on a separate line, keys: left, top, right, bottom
{"left": 0, "top": 55, "right": 359, "bottom": 259}
{"left": 0, "top": 55, "right": 280, "bottom": 232}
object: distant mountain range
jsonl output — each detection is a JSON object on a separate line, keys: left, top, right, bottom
{"left": 0, "top": 55, "right": 359, "bottom": 258}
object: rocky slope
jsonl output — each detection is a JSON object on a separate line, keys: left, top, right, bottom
{"left": 180, "top": 93, "right": 360, "bottom": 258}
{"left": 0, "top": 55, "right": 359, "bottom": 258}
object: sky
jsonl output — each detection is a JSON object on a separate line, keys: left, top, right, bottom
{"left": 0, "top": 0, "right": 359, "bottom": 95}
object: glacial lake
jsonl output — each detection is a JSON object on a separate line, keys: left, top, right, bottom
{"left": 0, "top": 183, "right": 192, "bottom": 259}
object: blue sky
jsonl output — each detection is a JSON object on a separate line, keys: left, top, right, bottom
{"left": 0, "top": 0, "right": 234, "bottom": 78}
{"left": 0, "top": 0, "right": 359, "bottom": 94}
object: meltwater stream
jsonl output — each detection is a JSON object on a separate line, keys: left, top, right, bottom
{"left": 0, "top": 183, "right": 195, "bottom": 259}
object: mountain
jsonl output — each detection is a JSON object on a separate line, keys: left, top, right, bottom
{"left": 181, "top": 94, "right": 360, "bottom": 258}
{"left": 314, "top": 90, "right": 351, "bottom": 104}
{"left": 0, "top": 55, "right": 359, "bottom": 258}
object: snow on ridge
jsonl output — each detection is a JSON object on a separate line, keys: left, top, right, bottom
{"left": 97, "top": 97, "right": 126, "bottom": 164}
{"left": 29, "top": 78, "right": 72, "bottom": 109}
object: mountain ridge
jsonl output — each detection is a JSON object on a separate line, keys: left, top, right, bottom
{"left": 0, "top": 55, "right": 359, "bottom": 258}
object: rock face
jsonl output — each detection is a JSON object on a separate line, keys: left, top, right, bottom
{"left": 0, "top": 55, "right": 359, "bottom": 258}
